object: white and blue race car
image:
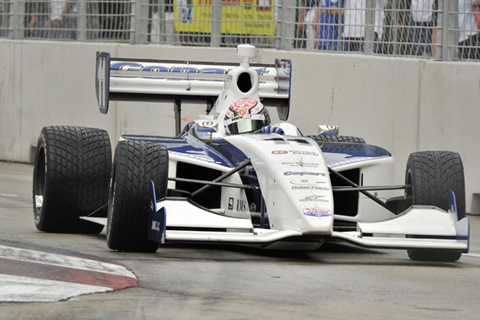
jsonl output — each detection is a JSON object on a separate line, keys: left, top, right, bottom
{"left": 33, "top": 45, "right": 469, "bottom": 262}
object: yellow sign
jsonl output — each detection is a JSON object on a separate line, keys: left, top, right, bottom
{"left": 174, "top": 0, "right": 276, "bottom": 36}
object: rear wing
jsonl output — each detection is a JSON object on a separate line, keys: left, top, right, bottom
{"left": 95, "top": 52, "right": 291, "bottom": 120}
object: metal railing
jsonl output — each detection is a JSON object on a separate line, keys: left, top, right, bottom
{"left": 1, "top": 0, "right": 479, "bottom": 61}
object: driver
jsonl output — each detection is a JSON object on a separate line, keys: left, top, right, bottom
{"left": 224, "top": 98, "right": 270, "bottom": 134}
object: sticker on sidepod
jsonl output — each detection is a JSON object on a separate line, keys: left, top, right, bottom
{"left": 303, "top": 207, "right": 332, "bottom": 217}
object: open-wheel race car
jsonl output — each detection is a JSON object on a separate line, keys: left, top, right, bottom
{"left": 33, "top": 45, "right": 469, "bottom": 262}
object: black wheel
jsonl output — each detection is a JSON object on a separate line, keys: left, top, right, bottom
{"left": 405, "top": 151, "right": 466, "bottom": 262}
{"left": 308, "top": 135, "right": 366, "bottom": 144}
{"left": 33, "top": 126, "right": 111, "bottom": 234}
{"left": 107, "top": 140, "right": 169, "bottom": 253}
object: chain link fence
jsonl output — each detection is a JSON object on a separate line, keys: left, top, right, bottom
{"left": 1, "top": 0, "right": 479, "bottom": 61}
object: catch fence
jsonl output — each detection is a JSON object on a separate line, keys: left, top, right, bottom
{"left": 1, "top": 0, "right": 479, "bottom": 61}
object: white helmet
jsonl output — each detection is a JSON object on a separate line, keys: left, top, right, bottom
{"left": 224, "top": 98, "right": 270, "bottom": 134}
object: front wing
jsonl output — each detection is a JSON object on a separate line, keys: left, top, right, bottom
{"left": 145, "top": 184, "right": 469, "bottom": 253}
{"left": 82, "top": 186, "right": 469, "bottom": 253}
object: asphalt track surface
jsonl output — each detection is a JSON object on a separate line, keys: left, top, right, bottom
{"left": 1, "top": 161, "right": 480, "bottom": 319}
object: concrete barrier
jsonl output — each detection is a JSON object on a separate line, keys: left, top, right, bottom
{"left": 1, "top": 40, "right": 479, "bottom": 213}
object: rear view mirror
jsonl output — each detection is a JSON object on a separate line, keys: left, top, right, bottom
{"left": 318, "top": 125, "right": 339, "bottom": 136}
{"left": 197, "top": 121, "right": 218, "bottom": 133}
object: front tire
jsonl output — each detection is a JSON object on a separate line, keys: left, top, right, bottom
{"left": 405, "top": 151, "right": 466, "bottom": 262}
{"left": 33, "top": 126, "right": 111, "bottom": 234}
{"left": 107, "top": 140, "right": 169, "bottom": 253}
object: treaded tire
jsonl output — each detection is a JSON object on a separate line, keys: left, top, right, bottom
{"left": 107, "top": 140, "right": 169, "bottom": 253}
{"left": 405, "top": 151, "right": 466, "bottom": 262}
{"left": 33, "top": 126, "right": 111, "bottom": 234}
{"left": 308, "top": 135, "right": 366, "bottom": 144}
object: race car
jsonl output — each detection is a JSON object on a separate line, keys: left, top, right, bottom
{"left": 32, "top": 44, "right": 469, "bottom": 262}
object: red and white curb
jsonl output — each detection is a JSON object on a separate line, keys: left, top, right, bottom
{"left": 0, "top": 244, "right": 138, "bottom": 302}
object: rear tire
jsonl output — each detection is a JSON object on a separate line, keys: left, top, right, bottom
{"left": 308, "top": 135, "right": 366, "bottom": 144}
{"left": 405, "top": 151, "right": 466, "bottom": 262}
{"left": 107, "top": 140, "right": 169, "bottom": 253}
{"left": 33, "top": 126, "right": 111, "bottom": 234}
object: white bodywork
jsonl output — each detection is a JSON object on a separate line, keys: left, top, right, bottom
{"left": 91, "top": 44, "right": 470, "bottom": 254}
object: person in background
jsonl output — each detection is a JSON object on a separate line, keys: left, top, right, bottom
{"left": 28, "top": 0, "right": 50, "bottom": 38}
{"left": 317, "top": 0, "right": 344, "bottom": 51}
{"left": 458, "top": 0, "right": 480, "bottom": 59}
{"left": 341, "top": 0, "right": 388, "bottom": 52}
{"left": 151, "top": 0, "right": 178, "bottom": 44}
{"left": 297, "top": 0, "right": 321, "bottom": 50}
{"left": 48, "top": 0, "right": 77, "bottom": 39}
{"left": 410, "top": 0, "right": 436, "bottom": 57}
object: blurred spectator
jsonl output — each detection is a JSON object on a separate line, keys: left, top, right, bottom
{"left": 151, "top": 0, "right": 178, "bottom": 44}
{"left": 317, "top": 0, "right": 344, "bottom": 50}
{"left": 47, "top": 0, "right": 77, "bottom": 39}
{"left": 98, "top": 0, "right": 130, "bottom": 40}
{"left": 410, "top": 0, "right": 436, "bottom": 57}
{"left": 474, "top": 4, "right": 480, "bottom": 29}
{"left": 28, "top": 0, "right": 50, "bottom": 38}
{"left": 0, "top": 0, "right": 7, "bottom": 37}
{"left": 458, "top": 0, "right": 480, "bottom": 59}
{"left": 297, "top": 0, "right": 320, "bottom": 50}
{"left": 342, "top": 0, "right": 388, "bottom": 52}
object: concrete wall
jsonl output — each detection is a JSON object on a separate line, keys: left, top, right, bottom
{"left": 1, "top": 40, "right": 479, "bottom": 213}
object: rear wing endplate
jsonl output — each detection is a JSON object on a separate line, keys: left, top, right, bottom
{"left": 95, "top": 52, "right": 291, "bottom": 120}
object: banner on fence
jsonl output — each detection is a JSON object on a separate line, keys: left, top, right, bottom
{"left": 174, "top": 0, "right": 276, "bottom": 36}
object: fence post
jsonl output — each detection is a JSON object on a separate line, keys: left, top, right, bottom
{"left": 77, "top": 0, "right": 87, "bottom": 41}
{"left": 447, "top": 0, "right": 459, "bottom": 61}
{"left": 364, "top": 0, "right": 375, "bottom": 55}
{"left": 437, "top": 0, "right": 448, "bottom": 60}
{"left": 390, "top": 0, "right": 400, "bottom": 55}
{"left": 277, "top": 0, "right": 295, "bottom": 50}
{"left": 211, "top": 0, "right": 222, "bottom": 47}
{"left": 9, "top": 0, "right": 25, "bottom": 40}
{"left": 438, "top": 0, "right": 459, "bottom": 61}
{"left": 131, "top": 0, "right": 149, "bottom": 44}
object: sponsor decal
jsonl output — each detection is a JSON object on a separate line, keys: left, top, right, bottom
{"left": 292, "top": 186, "right": 330, "bottom": 191}
{"left": 199, "top": 121, "right": 216, "bottom": 127}
{"left": 228, "top": 197, "right": 234, "bottom": 210}
{"left": 282, "top": 162, "right": 319, "bottom": 168}
{"left": 271, "top": 150, "right": 319, "bottom": 156}
{"left": 303, "top": 207, "right": 332, "bottom": 217}
{"left": 284, "top": 171, "right": 326, "bottom": 177}
{"left": 151, "top": 221, "right": 161, "bottom": 231}
{"left": 111, "top": 62, "right": 269, "bottom": 75}
{"left": 290, "top": 179, "right": 310, "bottom": 185}
{"left": 237, "top": 199, "right": 247, "bottom": 211}
{"left": 289, "top": 150, "right": 319, "bottom": 156}
{"left": 290, "top": 179, "right": 326, "bottom": 185}
{"left": 299, "top": 195, "right": 327, "bottom": 202}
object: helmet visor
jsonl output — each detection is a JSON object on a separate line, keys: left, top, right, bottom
{"left": 226, "top": 119, "right": 265, "bottom": 134}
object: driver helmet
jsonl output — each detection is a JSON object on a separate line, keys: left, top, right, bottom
{"left": 224, "top": 98, "right": 270, "bottom": 134}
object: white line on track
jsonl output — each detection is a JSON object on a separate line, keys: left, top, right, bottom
{"left": 0, "top": 193, "right": 18, "bottom": 197}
